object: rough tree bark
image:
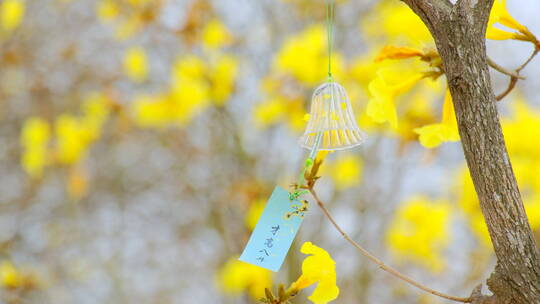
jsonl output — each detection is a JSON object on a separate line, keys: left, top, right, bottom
{"left": 400, "top": 0, "right": 540, "bottom": 303}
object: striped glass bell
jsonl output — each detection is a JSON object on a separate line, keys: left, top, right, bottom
{"left": 299, "top": 81, "right": 365, "bottom": 151}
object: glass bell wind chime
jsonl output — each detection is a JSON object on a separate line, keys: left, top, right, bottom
{"left": 237, "top": 0, "right": 367, "bottom": 274}
{"left": 293, "top": 0, "right": 366, "bottom": 196}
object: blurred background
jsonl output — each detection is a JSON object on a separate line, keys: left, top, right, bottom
{"left": 1, "top": 0, "right": 540, "bottom": 303}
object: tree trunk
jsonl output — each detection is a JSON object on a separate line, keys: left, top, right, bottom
{"left": 401, "top": 1, "right": 540, "bottom": 303}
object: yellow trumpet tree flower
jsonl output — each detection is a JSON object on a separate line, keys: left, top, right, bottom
{"left": 0, "top": 0, "right": 24, "bottom": 31}
{"left": 132, "top": 52, "right": 238, "bottom": 128}
{"left": 97, "top": 0, "right": 119, "bottom": 22}
{"left": 217, "top": 257, "right": 273, "bottom": 300}
{"left": 245, "top": 198, "right": 265, "bottom": 231}
{"left": 414, "top": 90, "right": 460, "bottom": 148}
{"left": 274, "top": 25, "right": 344, "bottom": 86}
{"left": 361, "top": 1, "right": 432, "bottom": 46}
{"left": 0, "top": 261, "right": 23, "bottom": 289}
{"left": 374, "top": 45, "right": 425, "bottom": 62}
{"left": 321, "top": 154, "right": 363, "bottom": 190}
{"left": 367, "top": 67, "right": 424, "bottom": 128}
{"left": 123, "top": 46, "right": 148, "bottom": 83}
{"left": 0, "top": 261, "right": 34, "bottom": 290}
{"left": 202, "top": 19, "right": 233, "bottom": 50}
{"left": 486, "top": 0, "right": 537, "bottom": 42}
{"left": 289, "top": 242, "right": 339, "bottom": 304}
{"left": 386, "top": 196, "right": 451, "bottom": 272}
{"left": 20, "top": 117, "right": 51, "bottom": 178}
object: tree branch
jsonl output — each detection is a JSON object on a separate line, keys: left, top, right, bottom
{"left": 401, "top": 0, "right": 540, "bottom": 302}
{"left": 487, "top": 58, "right": 525, "bottom": 80}
{"left": 306, "top": 185, "right": 472, "bottom": 303}
{"left": 472, "top": 0, "right": 495, "bottom": 23}
{"left": 495, "top": 47, "right": 539, "bottom": 101}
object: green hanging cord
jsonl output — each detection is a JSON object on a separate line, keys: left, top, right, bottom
{"left": 326, "top": 0, "right": 334, "bottom": 81}
{"left": 291, "top": 0, "right": 335, "bottom": 200}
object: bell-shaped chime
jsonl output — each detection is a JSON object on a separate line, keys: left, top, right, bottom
{"left": 299, "top": 81, "right": 365, "bottom": 151}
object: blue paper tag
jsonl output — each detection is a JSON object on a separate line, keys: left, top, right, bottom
{"left": 239, "top": 186, "right": 305, "bottom": 272}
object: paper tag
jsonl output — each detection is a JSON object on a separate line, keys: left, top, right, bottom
{"left": 239, "top": 186, "right": 305, "bottom": 272}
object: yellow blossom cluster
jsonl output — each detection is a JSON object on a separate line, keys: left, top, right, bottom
{"left": 387, "top": 196, "right": 451, "bottom": 272}
{"left": 123, "top": 46, "right": 148, "bottom": 83}
{"left": 254, "top": 25, "right": 345, "bottom": 133}
{"left": 487, "top": 0, "right": 538, "bottom": 44}
{"left": 21, "top": 93, "right": 111, "bottom": 177}
{"left": 357, "top": 0, "right": 537, "bottom": 149}
{"left": 0, "top": 260, "right": 35, "bottom": 290}
{"left": 361, "top": 1, "right": 432, "bottom": 47}
{"left": 20, "top": 93, "right": 111, "bottom": 199}
{"left": 414, "top": 90, "right": 459, "bottom": 148}
{"left": 130, "top": 18, "right": 237, "bottom": 128}
{"left": 0, "top": 0, "right": 24, "bottom": 33}
{"left": 202, "top": 19, "right": 233, "bottom": 50}
{"left": 132, "top": 52, "right": 238, "bottom": 128}
{"left": 320, "top": 154, "right": 363, "bottom": 190}
{"left": 21, "top": 117, "right": 51, "bottom": 179}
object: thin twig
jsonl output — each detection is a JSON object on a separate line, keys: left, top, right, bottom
{"left": 496, "top": 76, "right": 518, "bottom": 101}
{"left": 516, "top": 47, "right": 539, "bottom": 73}
{"left": 487, "top": 58, "right": 525, "bottom": 79}
{"left": 495, "top": 47, "right": 539, "bottom": 101}
{"left": 307, "top": 187, "right": 472, "bottom": 303}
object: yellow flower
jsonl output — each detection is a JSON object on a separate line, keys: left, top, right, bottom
{"left": 326, "top": 154, "right": 363, "bottom": 190}
{"left": 394, "top": 92, "right": 438, "bottom": 144}
{"left": 349, "top": 52, "right": 381, "bottom": 89}
{"left": 387, "top": 196, "right": 451, "bottom": 272}
{"left": 55, "top": 114, "right": 95, "bottom": 165}
{"left": 290, "top": 242, "right": 339, "bottom": 304}
{"left": 367, "top": 68, "right": 423, "bottom": 128}
{"left": 245, "top": 199, "right": 265, "bottom": 230}
{"left": 82, "top": 93, "right": 111, "bottom": 131}
{"left": 169, "top": 76, "right": 211, "bottom": 126}
{"left": 275, "top": 25, "right": 344, "bottom": 85}
{"left": 502, "top": 100, "right": 540, "bottom": 159}
{"left": 414, "top": 90, "right": 460, "bottom": 148}
{"left": 132, "top": 94, "right": 173, "bottom": 128}
{"left": 123, "top": 47, "right": 148, "bottom": 83}
{"left": 0, "top": 0, "right": 24, "bottom": 31}
{"left": 361, "top": 1, "right": 432, "bottom": 46}
{"left": 209, "top": 54, "right": 238, "bottom": 105}
{"left": 131, "top": 52, "right": 237, "bottom": 128}
{"left": 487, "top": 0, "right": 536, "bottom": 42}
{"left": 0, "top": 261, "right": 23, "bottom": 289}
{"left": 375, "top": 45, "right": 425, "bottom": 62}
{"left": 253, "top": 98, "right": 287, "bottom": 127}
{"left": 202, "top": 19, "right": 233, "bottom": 50}
{"left": 253, "top": 96, "right": 306, "bottom": 132}
{"left": 97, "top": 0, "right": 119, "bottom": 22}
{"left": 217, "top": 257, "right": 272, "bottom": 300}
{"left": 173, "top": 55, "right": 206, "bottom": 79}
{"left": 20, "top": 117, "right": 50, "bottom": 178}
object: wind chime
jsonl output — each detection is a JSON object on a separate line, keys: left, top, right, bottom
{"left": 239, "top": 0, "right": 366, "bottom": 272}
{"left": 292, "top": 0, "right": 365, "bottom": 200}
